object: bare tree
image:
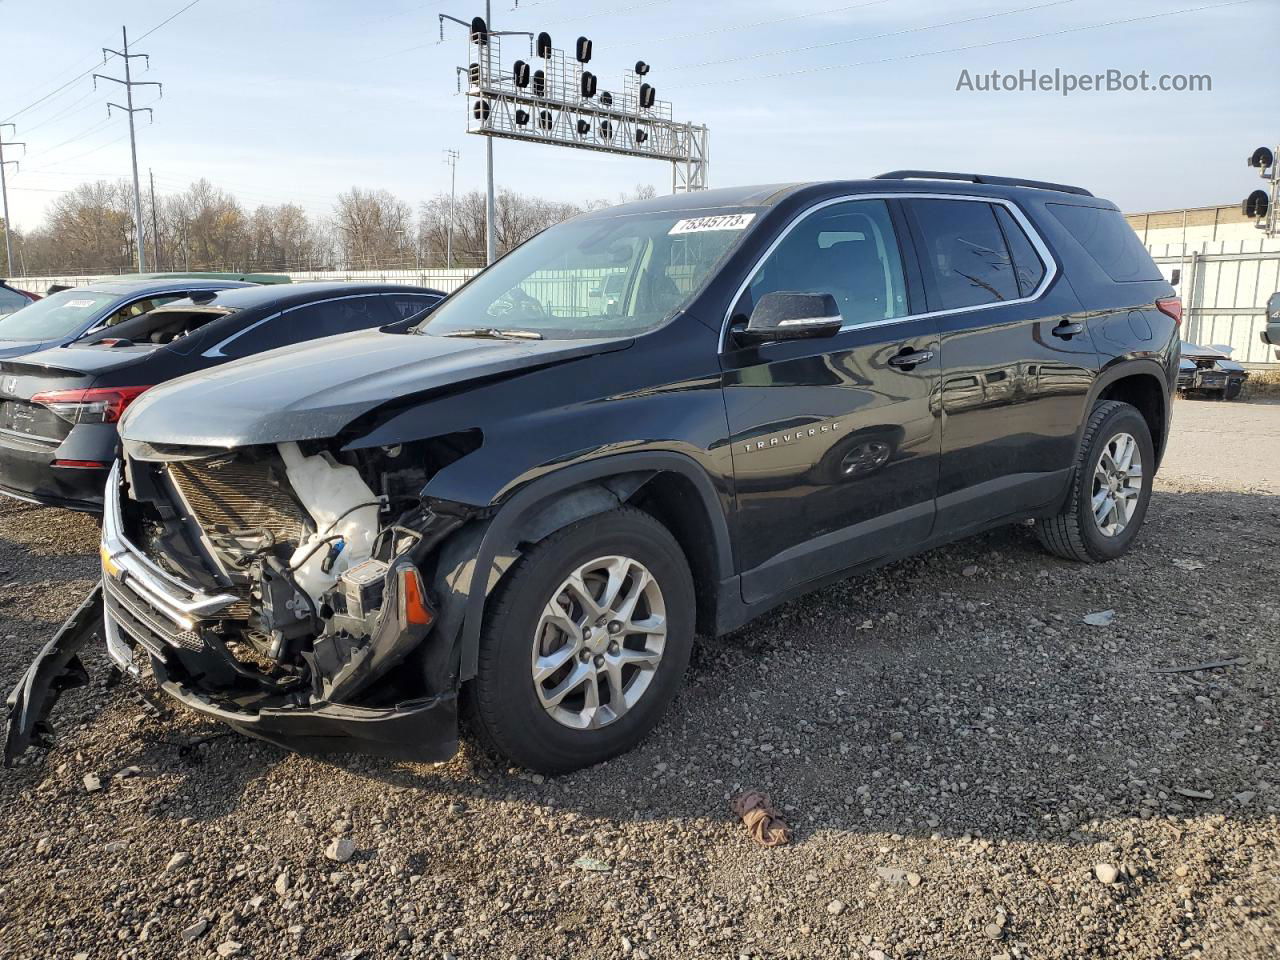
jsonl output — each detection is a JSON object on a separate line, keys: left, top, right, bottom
{"left": 8, "top": 177, "right": 663, "bottom": 276}
{"left": 35, "top": 180, "right": 137, "bottom": 274}
{"left": 416, "top": 188, "right": 588, "bottom": 268}
{"left": 333, "top": 187, "right": 412, "bottom": 269}
{"left": 249, "top": 203, "right": 328, "bottom": 271}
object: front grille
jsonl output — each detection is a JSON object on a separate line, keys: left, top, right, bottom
{"left": 104, "top": 576, "right": 204, "bottom": 653}
{"left": 168, "top": 457, "right": 309, "bottom": 545}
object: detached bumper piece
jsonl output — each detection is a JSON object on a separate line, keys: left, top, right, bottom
{"left": 4, "top": 587, "right": 100, "bottom": 766}
{"left": 155, "top": 677, "right": 458, "bottom": 762}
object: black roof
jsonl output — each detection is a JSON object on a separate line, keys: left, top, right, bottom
{"left": 156, "top": 282, "right": 446, "bottom": 314}
{"left": 579, "top": 172, "right": 1113, "bottom": 222}
{"left": 74, "top": 277, "right": 258, "bottom": 297}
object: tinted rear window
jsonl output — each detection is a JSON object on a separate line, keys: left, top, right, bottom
{"left": 1047, "top": 203, "right": 1161, "bottom": 282}
{"left": 907, "top": 198, "right": 1020, "bottom": 309}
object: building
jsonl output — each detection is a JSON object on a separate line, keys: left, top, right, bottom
{"left": 1126, "top": 204, "right": 1279, "bottom": 364}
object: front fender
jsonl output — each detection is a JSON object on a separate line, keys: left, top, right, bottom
{"left": 431, "top": 451, "right": 735, "bottom": 683}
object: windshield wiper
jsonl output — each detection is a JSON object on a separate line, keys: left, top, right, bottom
{"left": 442, "top": 327, "right": 544, "bottom": 340}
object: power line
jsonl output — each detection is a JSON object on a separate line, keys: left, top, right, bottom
{"left": 671, "top": 0, "right": 1084, "bottom": 72}
{"left": 678, "top": 0, "right": 1261, "bottom": 87}
{"left": 650, "top": 0, "right": 896, "bottom": 45}
{"left": 23, "top": 117, "right": 115, "bottom": 161}
{"left": 0, "top": 0, "right": 200, "bottom": 125}
{"left": 17, "top": 89, "right": 107, "bottom": 136}
{"left": 40, "top": 132, "right": 131, "bottom": 171}
{"left": 537, "top": 0, "right": 676, "bottom": 28}
{"left": 134, "top": 0, "right": 203, "bottom": 44}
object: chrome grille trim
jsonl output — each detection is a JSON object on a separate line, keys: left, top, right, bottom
{"left": 101, "top": 461, "right": 239, "bottom": 630}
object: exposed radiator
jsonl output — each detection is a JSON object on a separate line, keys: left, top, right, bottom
{"left": 168, "top": 456, "right": 310, "bottom": 547}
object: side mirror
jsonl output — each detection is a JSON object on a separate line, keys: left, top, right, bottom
{"left": 737, "top": 292, "right": 843, "bottom": 345}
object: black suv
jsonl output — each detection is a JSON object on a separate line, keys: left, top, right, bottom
{"left": 6, "top": 172, "right": 1181, "bottom": 774}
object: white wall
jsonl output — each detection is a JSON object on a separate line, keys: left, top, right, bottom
{"left": 14, "top": 269, "right": 483, "bottom": 297}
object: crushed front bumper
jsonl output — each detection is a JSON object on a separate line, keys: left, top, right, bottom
{"left": 4, "top": 462, "right": 460, "bottom": 765}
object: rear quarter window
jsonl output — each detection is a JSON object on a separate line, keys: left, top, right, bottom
{"left": 1047, "top": 203, "right": 1162, "bottom": 282}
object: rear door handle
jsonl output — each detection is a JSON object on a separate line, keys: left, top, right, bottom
{"left": 1052, "top": 320, "right": 1084, "bottom": 340}
{"left": 888, "top": 349, "right": 934, "bottom": 369}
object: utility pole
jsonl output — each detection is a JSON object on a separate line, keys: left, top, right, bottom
{"left": 149, "top": 168, "right": 162, "bottom": 271}
{"left": 484, "top": 0, "right": 496, "bottom": 266}
{"left": 0, "top": 124, "right": 25, "bottom": 277}
{"left": 94, "top": 27, "right": 162, "bottom": 272}
{"left": 443, "top": 148, "right": 459, "bottom": 268}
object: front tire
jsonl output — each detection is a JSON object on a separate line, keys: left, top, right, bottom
{"left": 1036, "top": 400, "right": 1155, "bottom": 563}
{"left": 463, "top": 508, "right": 695, "bottom": 774}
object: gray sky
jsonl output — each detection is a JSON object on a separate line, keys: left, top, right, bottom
{"left": 2, "top": 0, "right": 1276, "bottom": 228}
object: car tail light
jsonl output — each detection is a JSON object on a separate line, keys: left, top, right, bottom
{"left": 53, "top": 459, "right": 109, "bottom": 469}
{"left": 1156, "top": 297, "right": 1182, "bottom": 325}
{"left": 29, "top": 385, "right": 152, "bottom": 424}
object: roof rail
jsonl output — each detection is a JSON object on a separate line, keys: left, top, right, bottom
{"left": 874, "top": 170, "right": 1093, "bottom": 198}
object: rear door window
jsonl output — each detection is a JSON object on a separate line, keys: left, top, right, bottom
{"left": 993, "top": 205, "right": 1047, "bottom": 297}
{"left": 906, "top": 199, "right": 1020, "bottom": 310}
{"left": 385, "top": 293, "right": 441, "bottom": 320}
{"left": 224, "top": 295, "right": 396, "bottom": 358}
{"left": 1046, "top": 203, "right": 1162, "bottom": 282}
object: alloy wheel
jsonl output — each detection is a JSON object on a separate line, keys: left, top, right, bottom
{"left": 1092, "top": 431, "right": 1143, "bottom": 537}
{"left": 531, "top": 555, "right": 667, "bottom": 730}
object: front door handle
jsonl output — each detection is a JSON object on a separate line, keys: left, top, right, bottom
{"left": 888, "top": 348, "right": 934, "bottom": 369}
{"left": 1052, "top": 320, "right": 1085, "bottom": 340}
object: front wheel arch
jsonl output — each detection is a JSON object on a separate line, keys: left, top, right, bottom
{"left": 446, "top": 452, "right": 734, "bottom": 683}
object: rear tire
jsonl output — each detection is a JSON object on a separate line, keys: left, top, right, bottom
{"left": 1035, "top": 400, "right": 1154, "bottom": 563}
{"left": 463, "top": 507, "right": 695, "bottom": 774}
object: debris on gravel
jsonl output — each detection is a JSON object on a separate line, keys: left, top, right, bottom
{"left": 323, "top": 837, "right": 356, "bottom": 863}
{"left": 0, "top": 399, "right": 1277, "bottom": 958}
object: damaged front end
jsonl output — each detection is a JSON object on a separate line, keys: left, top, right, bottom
{"left": 8, "top": 436, "right": 480, "bottom": 765}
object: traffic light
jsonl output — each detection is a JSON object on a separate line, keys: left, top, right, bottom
{"left": 1243, "top": 189, "right": 1270, "bottom": 219}
{"left": 1243, "top": 145, "right": 1277, "bottom": 236}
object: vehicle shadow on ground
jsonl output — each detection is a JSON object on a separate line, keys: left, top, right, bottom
{"left": 4, "top": 489, "right": 1276, "bottom": 842}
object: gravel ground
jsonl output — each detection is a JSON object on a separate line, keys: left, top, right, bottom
{"left": 0, "top": 397, "right": 1277, "bottom": 960}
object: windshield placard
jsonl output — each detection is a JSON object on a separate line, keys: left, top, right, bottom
{"left": 668, "top": 213, "right": 756, "bottom": 236}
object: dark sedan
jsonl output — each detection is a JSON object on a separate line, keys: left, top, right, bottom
{"left": 0, "top": 282, "right": 444, "bottom": 511}
{"left": 0, "top": 281, "right": 40, "bottom": 318}
{"left": 0, "top": 276, "right": 284, "bottom": 361}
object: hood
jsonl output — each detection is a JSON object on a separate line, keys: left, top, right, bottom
{"left": 121, "top": 328, "right": 631, "bottom": 447}
{"left": 1180, "top": 341, "right": 1231, "bottom": 360}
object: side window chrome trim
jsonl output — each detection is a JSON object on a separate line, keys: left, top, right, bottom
{"left": 201, "top": 293, "right": 387, "bottom": 358}
{"left": 719, "top": 192, "right": 1060, "bottom": 352}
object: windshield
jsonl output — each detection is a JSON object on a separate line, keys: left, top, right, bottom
{"left": 422, "top": 207, "right": 762, "bottom": 339}
{"left": 0, "top": 289, "right": 120, "bottom": 341}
